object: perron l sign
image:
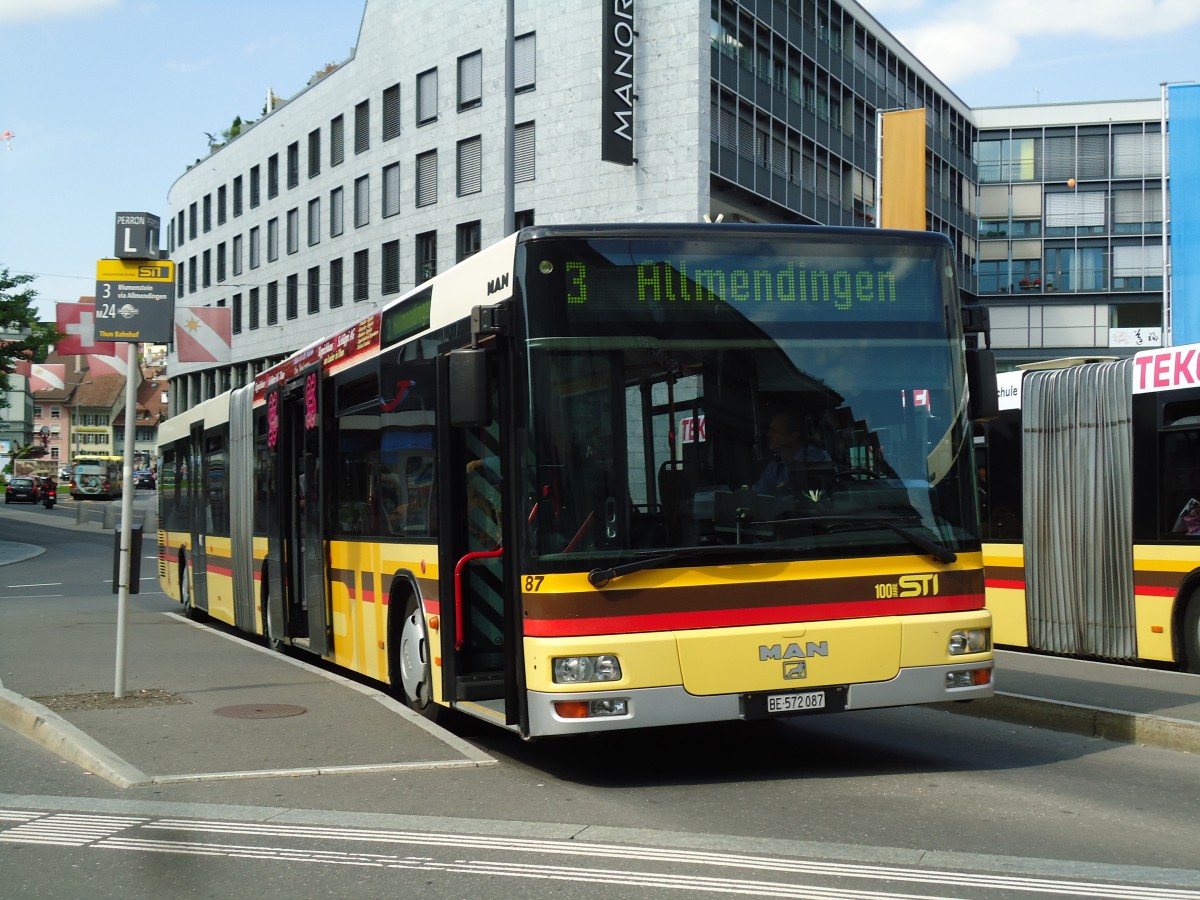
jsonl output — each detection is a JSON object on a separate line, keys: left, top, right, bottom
{"left": 601, "top": 0, "right": 634, "bottom": 165}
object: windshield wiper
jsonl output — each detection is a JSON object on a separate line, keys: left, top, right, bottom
{"left": 776, "top": 514, "right": 957, "bottom": 564}
{"left": 588, "top": 553, "right": 679, "bottom": 588}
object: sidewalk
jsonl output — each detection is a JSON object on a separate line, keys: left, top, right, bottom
{"left": 0, "top": 516, "right": 494, "bottom": 788}
{"left": 0, "top": 520, "right": 1197, "bottom": 789}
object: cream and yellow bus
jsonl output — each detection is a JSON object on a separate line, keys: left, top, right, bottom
{"left": 979, "top": 348, "right": 1200, "bottom": 671}
{"left": 158, "top": 224, "right": 996, "bottom": 737}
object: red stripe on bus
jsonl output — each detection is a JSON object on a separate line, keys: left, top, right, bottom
{"left": 1135, "top": 584, "right": 1178, "bottom": 597}
{"left": 522, "top": 594, "right": 985, "bottom": 637}
{"left": 985, "top": 578, "right": 1025, "bottom": 591}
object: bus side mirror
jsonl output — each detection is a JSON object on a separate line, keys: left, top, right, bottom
{"left": 967, "top": 347, "right": 998, "bottom": 422}
{"left": 962, "top": 303, "right": 998, "bottom": 422}
{"left": 448, "top": 348, "right": 490, "bottom": 427}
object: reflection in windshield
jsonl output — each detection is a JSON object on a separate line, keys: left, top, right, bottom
{"left": 523, "top": 335, "right": 976, "bottom": 567}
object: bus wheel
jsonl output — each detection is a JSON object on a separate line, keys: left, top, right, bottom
{"left": 180, "top": 562, "right": 199, "bottom": 620}
{"left": 397, "top": 596, "right": 439, "bottom": 720}
{"left": 1184, "top": 597, "right": 1200, "bottom": 674}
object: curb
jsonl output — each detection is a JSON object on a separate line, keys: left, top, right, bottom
{"left": 0, "top": 686, "right": 150, "bottom": 788}
{"left": 939, "top": 692, "right": 1200, "bottom": 754}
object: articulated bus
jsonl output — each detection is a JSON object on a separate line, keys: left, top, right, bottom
{"left": 979, "top": 345, "right": 1200, "bottom": 671}
{"left": 158, "top": 224, "right": 996, "bottom": 738}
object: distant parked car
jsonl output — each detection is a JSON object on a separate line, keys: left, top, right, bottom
{"left": 5, "top": 476, "right": 39, "bottom": 504}
{"left": 134, "top": 470, "right": 156, "bottom": 489}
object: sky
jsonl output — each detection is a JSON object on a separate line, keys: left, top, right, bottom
{"left": 0, "top": 0, "right": 1195, "bottom": 322}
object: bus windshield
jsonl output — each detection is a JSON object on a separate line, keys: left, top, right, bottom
{"left": 519, "top": 232, "right": 975, "bottom": 568}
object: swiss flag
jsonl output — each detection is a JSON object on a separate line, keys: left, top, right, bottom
{"left": 175, "top": 307, "right": 232, "bottom": 363}
{"left": 56, "top": 301, "right": 117, "bottom": 357}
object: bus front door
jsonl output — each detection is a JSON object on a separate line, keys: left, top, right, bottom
{"left": 439, "top": 352, "right": 519, "bottom": 729}
{"left": 265, "top": 370, "right": 329, "bottom": 655}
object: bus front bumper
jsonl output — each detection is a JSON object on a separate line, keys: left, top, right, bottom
{"left": 525, "top": 661, "right": 993, "bottom": 737}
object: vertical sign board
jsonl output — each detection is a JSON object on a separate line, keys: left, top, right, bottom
{"left": 114, "top": 211, "right": 161, "bottom": 260}
{"left": 94, "top": 259, "right": 176, "bottom": 343}
{"left": 601, "top": 0, "right": 635, "bottom": 165}
{"left": 879, "top": 109, "right": 927, "bottom": 231}
{"left": 1169, "top": 84, "right": 1200, "bottom": 345}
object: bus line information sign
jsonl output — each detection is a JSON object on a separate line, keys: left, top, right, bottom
{"left": 94, "top": 258, "right": 175, "bottom": 343}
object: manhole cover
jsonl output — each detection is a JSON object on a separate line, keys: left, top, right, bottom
{"left": 213, "top": 703, "right": 307, "bottom": 719}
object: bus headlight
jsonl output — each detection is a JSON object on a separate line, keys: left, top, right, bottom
{"left": 948, "top": 628, "right": 990, "bottom": 655}
{"left": 552, "top": 654, "right": 622, "bottom": 683}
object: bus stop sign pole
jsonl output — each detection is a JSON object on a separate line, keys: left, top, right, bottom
{"left": 113, "top": 342, "right": 138, "bottom": 699}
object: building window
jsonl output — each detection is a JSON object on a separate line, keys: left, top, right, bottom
{"left": 307, "top": 266, "right": 320, "bottom": 314}
{"left": 330, "top": 114, "right": 345, "bottom": 167}
{"left": 232, "top": 175, "right": 243, "bottom": 217}
{"left": 514, "top": 121, "right": 535, "bottom": 182}
{"left": 353, "top": 249, "right": 369, "bottom": 302}
{"left": 266, "top": 281, "right": 279, "bottom": 325}
{"left": 249, "top": 165, "right": 261, "bottom": 207}
{"left": 249, "top": 287, "right": 260, "bottom": 329}
{"left": 416, "top": 230, "right": 436, "bottom": 283}
{"left": 177, "top": 210, "right": 185, "bottom": 245}
{"left": 308, "top": 128, "right": 321, "bottom": 178}
{"left": 217, "top": 185, "right": 227, "bottom": 225}
{"left": 202, "top": 194, "right": 211, "bottom": 232}
{"left": 354, "top": 99, "right": 370, "bottom": 154}
{"left": 202, "top": 249, "right": 211, "bottom": 287}
{"left": 458, "top": 50, "right": 482, "bottom": 111}
{"left": 308, "top": 197, "right": 321, "bottom": 245}
{"left": 217, "top": 242, "right": 226, "bottom": 282}
{"left": 383, "top": 162, "right": 401, "bottom": 218}
{"left": 329, "top": 257, "right": 344, "bottom": 308}
{"left": 232, "top": 234, "right": 243, "bottom": 276}
{"left": 382, "top": 240, "right": 400, "bottom": 294}
{"left": 515, "top": 208, "right": 535, "bottom": 230}
{"left": 189, "top": 255, "right": 197, "bottom": 293}
{"left": 456, "top": 220, "right": 481, "bottom": 262}
{"left": 286, "top": 207, "right": 299, "bottom": 254}
{"left": 189, "top": 202, "right": 197, "bottom": 239}
{"left": 514, "top": 32, "right": 535, "bottom": 92}
{"left": 287, "top": 141, "right": 299, "bottom": 188}
{"left": 383, "top": 83, "right": 401, "bottom": 141}
{"left": 286, "top": 273, "right": 299, "bottom": 320}
{"left": 330, "top": 186, "right": 344, "bottom": 236}
{"left": 354, "top": 175, "right": 370, "bottom": 227}
{"left": 249, "top": 226, "right": 260, "bottom": 269}
{"left": 267, "top": 217, "right": 279, "bottom": 262}
{"left": 176, "top": 259, "right": 184, "bottom": 296}
{"left": 457, "top": 136, "right": 482, "bottom": 195}
{"left": 416, "top": 150, "right": 437, "bottom": 207}
{"left": 232, "top": 292, "right": 243, "bottom": 334}
{"left": 268, "top": 153, "right": 279, "bottom": 198}
{"left": 417, "top": 68, "right": 438, "bottom": 125}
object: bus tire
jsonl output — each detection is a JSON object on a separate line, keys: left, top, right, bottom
{"left": 261, "top": 590, "right": 283, "bottom": 652}
{"left": 1184, "top": 596, "right": 1200, "bottom": 674}
{"left": 179, "top": 554, "right": 199, "bottom": 620}
{"left": 396, "top": 594, "right": 439, "bottom": 721}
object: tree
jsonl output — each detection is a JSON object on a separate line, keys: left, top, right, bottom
{"left": 0, "top": 267, "right": 61, "bottom": 408}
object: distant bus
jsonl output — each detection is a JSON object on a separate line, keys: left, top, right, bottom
{"left": 978, "top": 347, "right": 1200, "bottom": 671}
{"left": 71, "top": 455, "right": 123, "bottom": 500}
{"left": 158, "top": 223, "right": 997, "bottom": 738}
